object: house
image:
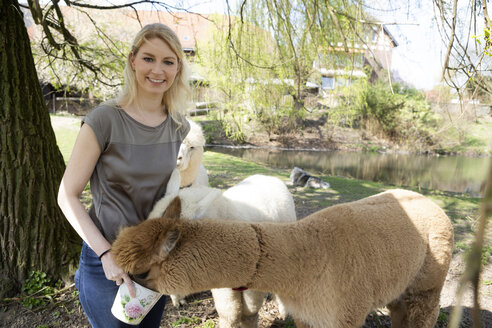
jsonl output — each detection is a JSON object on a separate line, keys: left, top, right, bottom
{"left": 315, "top": 24, "right": 398, "bottom": 92}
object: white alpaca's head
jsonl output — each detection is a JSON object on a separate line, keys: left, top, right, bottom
{"left": 177, "top": 120, "right": 206, "bottom": 171}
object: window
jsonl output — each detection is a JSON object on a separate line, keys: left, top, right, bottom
{"left": 321, "top": 76, "right": 335, "bottom": 90}
{"left": 336, "top": 77, "right": 346, "bottom": 87}
{"left": 371, "top": 30, "right": 378, "bottom": 42}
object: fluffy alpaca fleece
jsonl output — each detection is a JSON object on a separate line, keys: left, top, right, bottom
{"left": 178, "top": 120, "right": 208, "bottom": 188}
{"left": 113, "top": 189, "right": 454, "bottom": 328}
{"left": 149, "top": 173, "right": 296, "bottom": 223}
{"left": 147, "top": 172, "right": 296, "bottom": 327}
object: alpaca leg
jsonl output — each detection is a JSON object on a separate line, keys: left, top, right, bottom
{"left": 170, "top": 293, "right": 187, "bottom": 307}
{"left": 294, "top": 318, "right": 311, "bottom": 328}
{"left": 403, "top": 288, "right": 442, "bottom": 328}
{"left": 387, "top": 298, "right": 408, "bottom": 328}
{"left": 240, "top": 289, "right": 266, "bottom": 328}
{"left": 397, "top": 235, "right": 451, "bottom": 328}
{"left": 212, "top": 288, "right": 242, "bottom": 328}
{"left": 273, "top": 294, "right": 288, "bottom": 319}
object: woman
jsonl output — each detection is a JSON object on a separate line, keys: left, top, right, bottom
{"left": 58, "top": 23, "right": 191, "bottom": 327}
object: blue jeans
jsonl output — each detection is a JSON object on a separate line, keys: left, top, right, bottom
{"left": 75, "top": 242, "right": 167, "bottom": 328}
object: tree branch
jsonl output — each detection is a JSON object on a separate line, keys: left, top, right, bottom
{"left": 440, "top": 0, "right": 458, "bottom": 82}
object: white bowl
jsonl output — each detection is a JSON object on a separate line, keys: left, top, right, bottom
{"left": 111, "top": 281, "right": 162, "bottom": 325}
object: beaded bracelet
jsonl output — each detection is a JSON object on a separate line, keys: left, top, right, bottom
{"left": 98, "top": 249, "right": 111, "bottom": 261}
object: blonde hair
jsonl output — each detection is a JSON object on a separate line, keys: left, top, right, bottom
{"left": 118, "top": 23, "right": 191, "bottom": 126}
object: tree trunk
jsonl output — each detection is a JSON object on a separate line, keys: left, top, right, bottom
{"left": 0, "top": 0, "right": 81, "bottom": 298}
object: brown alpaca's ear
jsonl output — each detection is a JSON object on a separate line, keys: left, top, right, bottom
{"left": 162, "top": 196, "right": 182, "bottom": 219}
{"left": 159, "top": 228, "right": 181, "bottom": 258}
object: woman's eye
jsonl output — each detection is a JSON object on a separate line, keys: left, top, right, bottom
{"left": 164, "top": 60, "right": 175, "bottom": 66}
{"left": 143, "top": 57, "right": 153, "bottom": 62}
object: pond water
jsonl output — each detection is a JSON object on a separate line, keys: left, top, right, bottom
{"left": 207, "top": 146, "right": 490, "bottom": 196}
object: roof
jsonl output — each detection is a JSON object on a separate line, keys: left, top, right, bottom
{"left": 23, "top": 6, "right": 222, "bottom": 50}
{"left": 318, "top": 68, "right": 367, "bottom": 78}
{"left": 382, "top": 25, "right": 398, "bottom": 47}
{"left": 120, "top": 10, "right": 217, "bottom": 50}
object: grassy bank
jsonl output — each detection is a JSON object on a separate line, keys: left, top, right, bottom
{"left": 434, "top": 119, "right": 492, "bottom": 156}
{"left": 193, "top": 107, "right": 492, "bottom": 156}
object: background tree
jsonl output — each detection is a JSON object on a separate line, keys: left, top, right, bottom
{"left": 197, "top": 0, "right": 380, "bottom": 137}
{"left": 232, "top": 0, "right": 376, "bottom": 108}
{"left": 28, "top": 0, "right": 183, "bottom": 98}
{"left": 434, "top": 0, "right": 492, "bottom": 102}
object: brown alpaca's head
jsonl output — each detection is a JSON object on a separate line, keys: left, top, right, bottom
{"left": 112, "top": 197, "right": 183, "bottom": 292}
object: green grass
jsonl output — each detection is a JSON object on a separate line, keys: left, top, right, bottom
{"left": 50, "top": 114, "right": 80, "bottom": 163}
{"left": 436, "top": 120, "right": 492, "bottom": 155}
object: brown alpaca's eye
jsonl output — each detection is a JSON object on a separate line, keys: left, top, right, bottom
{"left": 134, "top": 270, "right": 150, "bottom": 280}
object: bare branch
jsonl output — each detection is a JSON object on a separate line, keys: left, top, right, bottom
{"left": 224, "top": 0, "right": 291, "bottom": 70}
{"left": 326, "top": 3, "right": 349, "bottom": 53}
{"left": 440, "top": 0, "right": 458, "bottom": 81}
{"left": 68, "top": 0, "right": 175, "bottom": 11}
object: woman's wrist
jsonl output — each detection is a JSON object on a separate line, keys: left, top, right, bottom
{"left": 98, "top": 248, "right": 111, "bottom": 261}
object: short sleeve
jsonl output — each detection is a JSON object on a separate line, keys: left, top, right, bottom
{"left": 82, "top": 106, "right": 112, "bottom": 152}
{"left": 170, "top": 114, "right": 191, "bottom": 141}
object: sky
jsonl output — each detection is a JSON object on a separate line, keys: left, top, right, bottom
{"left": 362, "top": 1, "right": 445, "bottom": 90}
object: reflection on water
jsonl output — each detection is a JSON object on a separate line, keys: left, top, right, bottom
{"left": 207, "top": 146, "right": 490, "bottom": 196}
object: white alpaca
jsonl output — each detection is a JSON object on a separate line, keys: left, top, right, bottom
{"left": 178, "top": 120, "right": 208, "bottom": 188}
{"left": 148, "top": 170, "right": 296, "bottom": 328}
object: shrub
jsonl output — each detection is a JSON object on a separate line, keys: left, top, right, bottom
{"left": 337, "top": 79, "right": 439, "bottom": 145}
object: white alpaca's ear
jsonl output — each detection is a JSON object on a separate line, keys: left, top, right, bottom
{"left": 195, "top": 189, "right": 222, "bottom": 218}
{"left": 160, "top": 228, "right": 180, "bottom": 257}
{"left": 148, "top": 194, "right": 174, "bottom": 219}
{"left": 166, "top": 168, "right": 181, "bottom": 196}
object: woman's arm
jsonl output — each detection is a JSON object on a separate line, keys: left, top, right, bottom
{"left": 58, "top": 123, "right": 135, "bottom": 296}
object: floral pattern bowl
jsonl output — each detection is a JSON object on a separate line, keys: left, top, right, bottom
{"left": 111, "top": 281, "right": 162, "bottom": 325}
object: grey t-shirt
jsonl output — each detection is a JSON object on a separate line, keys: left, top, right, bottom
{"left": 82, "top": 104, "right": 190, "bottom": 242}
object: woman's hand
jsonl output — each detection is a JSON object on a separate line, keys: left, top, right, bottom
{"left": 101, "top": 252, "right": 136, "bottom": 298}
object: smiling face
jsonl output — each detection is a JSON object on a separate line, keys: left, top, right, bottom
{"left": 130, "top": 37, "right": 180, "bottom": 99}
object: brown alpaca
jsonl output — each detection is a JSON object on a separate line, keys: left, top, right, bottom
{"left": 112, "top": 189, "right": 454, "bottom": 328}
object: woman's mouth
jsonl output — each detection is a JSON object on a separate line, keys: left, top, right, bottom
{"left": 148, "top": 77, "right": 165, "bottom": 84}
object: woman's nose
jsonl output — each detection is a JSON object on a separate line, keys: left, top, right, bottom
{"left": 151, "top": 63, "right": 165, "bottom": 73}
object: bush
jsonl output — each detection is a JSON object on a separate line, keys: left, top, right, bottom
{"left": 337, "top": 79, "right": 439, "bottom": 145}
{"left": 252, "top": 82, "right": 304, "bottom": 135}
